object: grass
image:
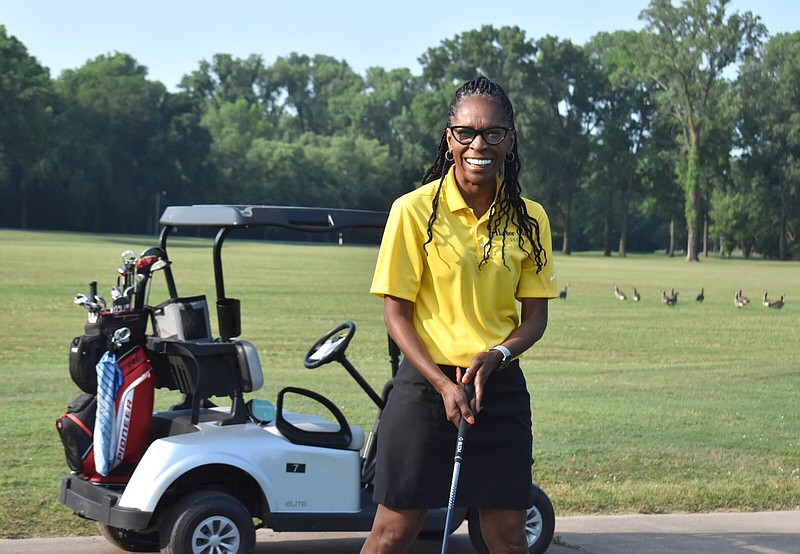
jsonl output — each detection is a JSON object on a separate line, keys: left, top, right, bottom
{"left": 0, "top": 229, "right": 798, "bottom": 538}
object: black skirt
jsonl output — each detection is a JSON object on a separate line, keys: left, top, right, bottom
{"left": 372, "top": 358, "right": 534, "bottom": 509}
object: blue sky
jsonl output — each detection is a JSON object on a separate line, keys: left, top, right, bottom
{"left": 2, "top": 0, "right": 797, "bottom": 90}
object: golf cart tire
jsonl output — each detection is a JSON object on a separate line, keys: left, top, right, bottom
{"left": 97, "top": 523, "right": 160, "bottom": 552}
{"left": 467, "top": 483, "right": 555, "bottom": 554}
{"left": 160, "top": 490, "right": 255, "bottom": 554}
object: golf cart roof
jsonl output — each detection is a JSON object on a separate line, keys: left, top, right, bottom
{"left": 160, "top": 204, "right": 388, "bottom": 232}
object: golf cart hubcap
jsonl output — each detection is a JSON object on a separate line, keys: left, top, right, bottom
{"left": 526, "top": 506, "right": 543, "bottom": 544}
{"left": 192, "top": 515, "right": 240, "bottom": 554}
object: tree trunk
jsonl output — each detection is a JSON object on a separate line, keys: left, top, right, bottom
{"left": 703, "top": 215, "right": 709, "bottom": 257}
{"left": 561, "top": 203, "right": 572, "bottom": 255}
{"left": 603, "top": 190, "right": 613, "bottom": 257}
{"left": 668, "top": 219, "right": 676, "bottom": 257}
{"left": 779, "top": 201, "right": 787, "bottom": 261}
{"left": 618, "top": 172, "right": 632, "bottom": 257}
{"left": 684, "top": 144, "right": 701, "bottom": 262}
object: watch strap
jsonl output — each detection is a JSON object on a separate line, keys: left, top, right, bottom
{"left": 489, "top": 344, "right": 513, "bottom": 370}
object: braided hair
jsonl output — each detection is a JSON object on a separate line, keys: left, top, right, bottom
{"left": 422, "top": 76, "right": 547, "bottom": 273}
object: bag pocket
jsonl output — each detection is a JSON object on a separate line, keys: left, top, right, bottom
{"left": 69, "top": 335, "right": 106, "bottom": 394}
{"left": 55, "top": 393, "right": 97, "bottom": 474}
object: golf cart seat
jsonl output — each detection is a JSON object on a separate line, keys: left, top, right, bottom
{"left": 146, "top": 336, "right": 263, "bottom": 426}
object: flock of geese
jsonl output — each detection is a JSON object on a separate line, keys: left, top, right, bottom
{"left": 558, "top": 285, "right": 786, "bottom": 309}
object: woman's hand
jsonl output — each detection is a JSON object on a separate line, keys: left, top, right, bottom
{"left": 443, "top": 370, "right": 475, "bottom": 427}
{"left": 460, "top": 350, "right": 502, "bottom": 413}
{"left": 383, "top": 295, "right": 474, "bottom": 428}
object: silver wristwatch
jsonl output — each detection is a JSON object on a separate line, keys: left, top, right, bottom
{"left": 489, "top": 344, "right": 513, "bottom": 370}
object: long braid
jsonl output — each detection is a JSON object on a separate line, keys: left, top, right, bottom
{"left": 422, "top": 76, "right": 547, "bottom": 273}
{"left": 422, "top": 132, "right": 451, "bottom": 253}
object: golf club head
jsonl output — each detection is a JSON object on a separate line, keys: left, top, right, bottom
{"left": 121, "top": 250, "right": 137, "bottom": 265}
{"left": 150, "top": 259, "right": 172, "bottom": 272}
{"left": 112, "top": 327, "right": 131, "bottom": 348}
{"left": 136, "top": 255, "right": 159, "bottom": 273}
{"left": 140, "top": 246, "right": 165, "bottom": 258}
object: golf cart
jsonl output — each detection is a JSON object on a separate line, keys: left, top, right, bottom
{"left": 57, "top": 204, "right": 555, "bottom": 553}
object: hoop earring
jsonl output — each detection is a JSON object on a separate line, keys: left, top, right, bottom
{"left": 445, "top": 151, "right": 454, "bottom": 161}
{"left": 505, "top": 151, "right": 516, "bottom": 162}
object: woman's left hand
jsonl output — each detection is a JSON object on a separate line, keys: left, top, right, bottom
{"left": 459, "top": 350, "right": 504, "bottom": 413}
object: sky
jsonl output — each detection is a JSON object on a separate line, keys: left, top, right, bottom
{"left": 2, "top": 0, "right": 798, "bottom": 91}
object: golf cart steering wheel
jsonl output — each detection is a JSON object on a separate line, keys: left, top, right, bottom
{"left": 304, "top": 321, "right": 356, "bottom": 369}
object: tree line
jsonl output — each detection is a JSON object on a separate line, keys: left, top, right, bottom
{"left": 1, "top": 0, "right": 798, "bottom": 259}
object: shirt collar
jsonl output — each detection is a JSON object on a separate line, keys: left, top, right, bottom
{"left": 441, "top": 166, "right": 502, "bottom": 217}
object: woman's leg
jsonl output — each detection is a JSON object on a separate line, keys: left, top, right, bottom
{"left": 360, "top": 505, "right": 428, "bottom": 554}
{"left": 479, "top": 507, "right": 529, "bottom": 554}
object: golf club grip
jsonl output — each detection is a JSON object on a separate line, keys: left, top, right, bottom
{"left": 442, "top": 381, "right": 475, "bottom": 554}
{"left": 459, "top": 381, "right": 475, "bottom": 435}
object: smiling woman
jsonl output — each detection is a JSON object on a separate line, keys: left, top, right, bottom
{"left": 362, "top": 76, "right": 559, "bottom": 554}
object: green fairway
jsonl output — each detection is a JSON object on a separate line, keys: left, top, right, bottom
{"left": 0, "top": 229, "right": 798, "bottom": 538}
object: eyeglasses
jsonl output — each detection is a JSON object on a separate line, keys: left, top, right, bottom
{"left": 448, "top": 126, "right": 512, "bottom": 146}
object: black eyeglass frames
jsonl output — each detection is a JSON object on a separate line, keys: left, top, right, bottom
{"left": 448, "top": 126, "right": 512, "bottom": 146}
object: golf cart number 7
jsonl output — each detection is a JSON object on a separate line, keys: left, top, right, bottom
{"left": 286, "top": 463, "right": 306, "bottom": 473}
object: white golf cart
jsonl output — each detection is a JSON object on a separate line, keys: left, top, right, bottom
{"left": 59, "top": 204, "right": 555, "bottom": 553}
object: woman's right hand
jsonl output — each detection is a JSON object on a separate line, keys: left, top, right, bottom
{"left": 442, "top": 368, "right": 474, "bottom": 427}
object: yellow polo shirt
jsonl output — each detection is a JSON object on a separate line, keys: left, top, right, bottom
{"left": 371, "top": 168, "right": 558, "bottom": 367}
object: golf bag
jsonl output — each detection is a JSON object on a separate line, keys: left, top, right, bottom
{"left": 56, "top": 346, "right": 155, "bottom": 479}
{"left": 68, "top": 309, "right": 149, "bottom": 394}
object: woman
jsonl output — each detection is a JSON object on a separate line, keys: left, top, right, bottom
{"left": 363, "top": 76, "right": 558, "bottom": 554}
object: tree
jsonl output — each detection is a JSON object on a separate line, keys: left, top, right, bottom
{"left": 0, "top": 25, "right": 54, "bottom": 228}
{"left": 52, "top": 53, "right": 204, "bottom": 233}
{"left": 736, "top": 32, "right": 800, "bottom": 260}
{"left": 526, "top": 36, "right": 600, "bottom": 254}
{"left": 637, "top": 0, "right": 766, "bottom": 261}
{"left": 586, "top": 31, "right": 654, "bottom": 256}
{"left": 268, "top": 53, "right": 364, "bottom": 137}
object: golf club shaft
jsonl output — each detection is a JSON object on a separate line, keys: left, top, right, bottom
{"left": 441, "top": 381, "right": 474, "bottom": 554}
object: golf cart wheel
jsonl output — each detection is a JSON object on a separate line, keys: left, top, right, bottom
{"left": 97, "top": 523, "right": 160, "bottom": 552}
{"left": 467, "top": 484, "right": 555, "bottom": 554}
{"left": 161, "top": 491, "right": 255, "bottom": 554}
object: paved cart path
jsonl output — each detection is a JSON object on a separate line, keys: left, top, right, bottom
{"left": 1, "top": 510, "right": 798, "bottom": 553}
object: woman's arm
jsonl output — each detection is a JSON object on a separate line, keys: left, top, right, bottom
{"left": 383, "top": 295, "right": 475, "bottom": 427}
{"left": 463, "top": 297, "right": 549, "bottom": 411}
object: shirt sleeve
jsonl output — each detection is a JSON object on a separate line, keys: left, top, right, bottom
{"left": 516, "top": 201, "right": 559, "bottom": 299}
{"left": 370, "top": 197, "right": 425, "bottom": 302}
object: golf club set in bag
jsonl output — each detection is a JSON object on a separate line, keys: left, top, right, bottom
{"left": 55, "top": 247, "right": 173, "bottom": 481}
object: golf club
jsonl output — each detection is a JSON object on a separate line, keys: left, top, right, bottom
{"left": 441, "top": 381, "right": 474, "bottom": 554}
{"left": 133, "top": 255, "right": 159, "bottom": 310}
{"left": 121, "top": 250, "right": 137, "bottom": 288}
{"left": 144, "top": 259, "right": 172, "bottom": 307}
{"left": 112, "top": 327, "right": 131, "bottom": 349}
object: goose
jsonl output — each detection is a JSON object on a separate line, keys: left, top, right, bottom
{"left": 762, "top": 291, "right": 771, "bottom": 307}
{"left": 559, "top": 285, "right": 568, "bottom": 300}
{"left": 632, "top": 288, "right": 641, "bottom": 302}
{"left": 696, "top": 288, "right": 705, "bottom": 302}
{"left": 737, "top": 289, "right": 750, "bottom": 305}
{"left": 734, "top": 291, "right": 748, "bottom": 308}
{"left": 666, "top": 290, "right": 678, "bottom": 307}
{"left": 768, "top": 294, "right": 785, "bottom": 309}
{"left": 614, "top": 285, "right": 627, "bottom": 301}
